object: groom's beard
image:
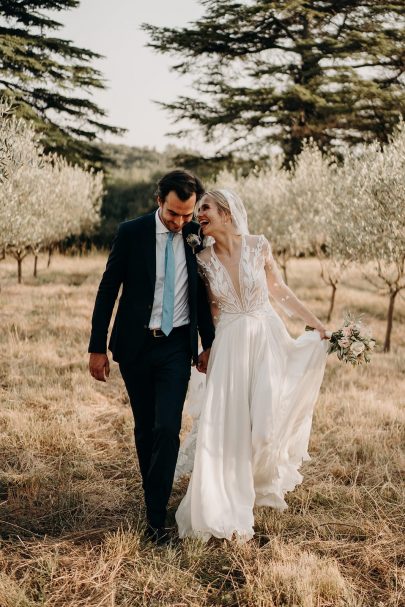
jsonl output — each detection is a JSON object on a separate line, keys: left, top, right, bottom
{"left": 159, "top": 211, "right": 190, "bottom": 234}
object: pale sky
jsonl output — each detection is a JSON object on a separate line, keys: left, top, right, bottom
{"left": 59, "top": 0, "right": 205, "bottom": 150}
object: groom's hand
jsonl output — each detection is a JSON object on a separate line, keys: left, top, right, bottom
{"left": 197, "top": 348, "right": 211, "bottom": 374}
{"left": 89, "top": 353, "right": 110, "bottom": 382}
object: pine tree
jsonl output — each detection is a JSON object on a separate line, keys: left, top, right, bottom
{"left": 143, "top": 0, "right": 405, "bottom": 162}
{"left": 0, "top": 1, "right": 124, "bottom": 165}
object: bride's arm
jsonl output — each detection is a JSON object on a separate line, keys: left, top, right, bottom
{"left": 197, "top": 253, "right": 220, "bottom": 327}
{"left": 200, "top": 273, "right": 220, "bottom": 327}
{"left": 262, "top": 236, "right": 327, "bottom": 337}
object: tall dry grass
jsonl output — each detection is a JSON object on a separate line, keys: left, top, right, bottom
{"left": 0, "top": 253, "right": 403, "bottom": 606}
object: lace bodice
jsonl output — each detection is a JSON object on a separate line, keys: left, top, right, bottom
{"left": 197, "top": 234, "right": 269, "bottom": 315}
{"left": 197, "top": 234, "right": 323, "bottom": 329}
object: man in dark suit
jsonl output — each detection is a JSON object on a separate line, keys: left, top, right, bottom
{"left": 88, "top": 170, "right": 215, "bottom": 544}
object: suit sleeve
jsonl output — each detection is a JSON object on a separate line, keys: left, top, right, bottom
{"left": 88, "top": 223, "right": 129, "bottom": 354}
{"left": 197, "top": 273, "right": 215, "bottom": 350}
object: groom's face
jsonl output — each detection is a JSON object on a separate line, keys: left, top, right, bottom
{"left": 158, "top": 191, "right": 196, "bottom": 233}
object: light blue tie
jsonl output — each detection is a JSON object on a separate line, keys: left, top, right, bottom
{"left": 161, "top": 232, "right": 175, "bottom": 336}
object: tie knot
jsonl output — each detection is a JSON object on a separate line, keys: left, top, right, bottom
{"left": 168, "top": 232, "right": 175, "bottom": 241}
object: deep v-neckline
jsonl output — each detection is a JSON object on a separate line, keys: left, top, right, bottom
{"left": 211, "top": 235, "right": 245, "bottom": 307}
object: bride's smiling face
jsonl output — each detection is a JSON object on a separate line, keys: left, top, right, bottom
{"left": 197, "top": 195, "right": 231, "bottom": 237}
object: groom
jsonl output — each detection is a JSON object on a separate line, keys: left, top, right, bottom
{"left": 88, "top": 169, "right": 214, "bottom": 543}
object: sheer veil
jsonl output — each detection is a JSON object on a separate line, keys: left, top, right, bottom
{"left": 218, "top": 189, "right": 250, "bottom": 235}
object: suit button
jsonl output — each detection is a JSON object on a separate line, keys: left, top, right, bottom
{"left": 148, "top": 304, "right": 152, "bottom": 309}
{"left": 144, "top": 325, "right": 148, "bottom": 329}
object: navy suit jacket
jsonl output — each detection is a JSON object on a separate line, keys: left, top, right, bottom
{"left": 88, "top": 212, "right": 215, "bottom": 364}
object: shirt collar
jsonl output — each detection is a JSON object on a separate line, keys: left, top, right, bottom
{"left": 155, "top": 209, "right": 169, "bottom": 234}
{"left": 155, "top": 209, "right": 182, "bottom": 236}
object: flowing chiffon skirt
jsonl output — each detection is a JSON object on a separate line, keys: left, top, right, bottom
{"left": 175, "top": 305, "right": 328, "bottom": 541}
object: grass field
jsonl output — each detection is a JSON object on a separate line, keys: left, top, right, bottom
{"left": 0, "top": 253, "right": 404, "bottom": 606}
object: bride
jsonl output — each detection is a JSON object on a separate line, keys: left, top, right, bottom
{"left": 175, "top": 189, "right": 329, "bottom": 542}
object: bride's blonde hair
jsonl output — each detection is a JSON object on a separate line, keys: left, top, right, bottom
{"left": 197, "top": 190, "right": 232, "bottom": 218}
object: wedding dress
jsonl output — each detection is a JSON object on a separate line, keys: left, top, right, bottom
{"left": 175, "top": 233, "right": 328, "bottom": 541}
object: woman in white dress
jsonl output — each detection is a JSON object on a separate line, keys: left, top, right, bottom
{"left": 175, "top": 189, "right": 329, "bottom": 542}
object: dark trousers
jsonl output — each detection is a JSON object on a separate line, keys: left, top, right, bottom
{"left": 119, "top": 326, "right": 191, "bottom": 528}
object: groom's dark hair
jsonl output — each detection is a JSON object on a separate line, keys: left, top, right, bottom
{"left": 156, "top": 169, "right": 204, "bottom": 203}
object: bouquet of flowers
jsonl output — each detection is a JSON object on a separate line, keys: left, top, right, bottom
{"left": 326, "top": 314, "right": 375, "bottom": 365}
{"left": 306, "top": 314, "right": 375, "bottom": 365}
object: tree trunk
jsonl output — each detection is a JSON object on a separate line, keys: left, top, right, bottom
{"left": 47, "top": 246, "right": 53, "bottom": 268}
{"left": 326, "top": 283, "right": 337, "bottom": 322}
{"left": 384, "top": 291, "right": 398, "bottom": 353}
{"left": 282, "top": 264, "right": 288, "bottom": 284}
{"left": 280, "top": 252, "right": 288, "bottom": 284}
{"left": 33, "top": 254, "right": 38, "bottom": 278}
{"left": 17, "top": 256, "right": 22, "bottom": 284}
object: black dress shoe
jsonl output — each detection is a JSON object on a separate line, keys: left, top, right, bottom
{"left": 145, "top": 524, "right": 171, "bottom": 546}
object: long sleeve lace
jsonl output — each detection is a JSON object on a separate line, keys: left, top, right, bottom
{"left": 196, "top": 249, "right": 222, "bottom": 327}
{"left": 199, "top": 268, "right": 220, "bottom": 327}
{"left": 262, "top": 236, "right": 324, "bottom": 331}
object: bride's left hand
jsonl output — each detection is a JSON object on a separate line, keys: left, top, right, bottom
{"left": 318, "top": 326, "right": 331, "bottom": 340}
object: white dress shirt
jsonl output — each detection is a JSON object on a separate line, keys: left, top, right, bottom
{"left": 149, "top": 210, "right": 190, "bottom": 329}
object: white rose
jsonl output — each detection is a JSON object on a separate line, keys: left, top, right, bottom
{"left": 350, "top": 341, "right": 365, "bottom": 356}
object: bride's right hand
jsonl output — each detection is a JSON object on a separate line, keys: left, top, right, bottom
{"left": 197, "top": 348, "right": 211, "bottom": 373}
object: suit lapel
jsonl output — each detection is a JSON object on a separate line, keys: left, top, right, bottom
{"left": 183, "top": 232, "right": 197, "bottom": 278}
{"left": 183, "top": 225, "right": 198, "bottom": 310}
{"left": 143, "top": 212, "right": 157, "bottom": 288}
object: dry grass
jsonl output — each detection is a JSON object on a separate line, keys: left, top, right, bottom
{"left": 0, "top": 252, "right": 404, "bottom": 607}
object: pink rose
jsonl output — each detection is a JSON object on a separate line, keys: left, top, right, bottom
{"left": 338, "top": 337, "right": 351, "bottom": 348}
